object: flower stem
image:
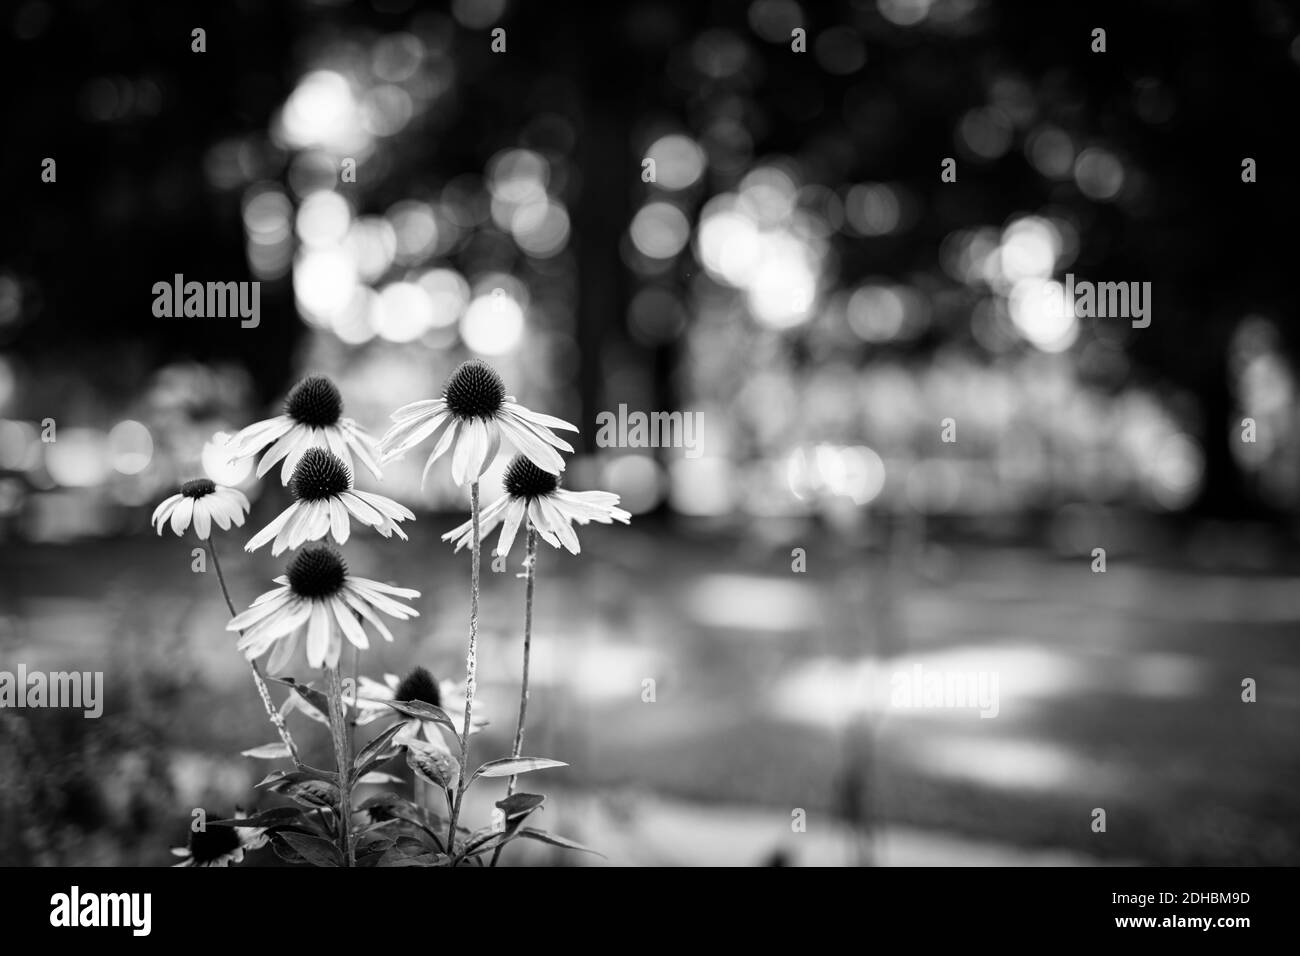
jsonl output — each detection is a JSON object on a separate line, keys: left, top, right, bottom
{"left": 491, "top": 526, "right": 537, "bottom": 868}
{"left": 207, "top": 534, "right": 303, "bottom": 768}
{"left": 446, "top": 480, "right": 481, "bottom": 862}
{"left": 325, "top": 664, "right": 354, "bottom": 867}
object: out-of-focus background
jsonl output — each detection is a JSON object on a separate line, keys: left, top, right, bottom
{"left": 2, "top": 0, "right": 1299, "bottom": 866}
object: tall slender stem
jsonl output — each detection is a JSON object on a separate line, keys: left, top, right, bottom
{"left": 325, "top": 664, "right": 354, "bottom": 867}
{"left": 446, "top": 480, "right": 481, "bottom": 861}
{"left": 491, "top": 526, "right": 537, "bottom": 867}
{"left": 207, "top": 534, "right": 302, "bottom": 767}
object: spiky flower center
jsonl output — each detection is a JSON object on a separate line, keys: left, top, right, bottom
{"left": 286, "top": 546, "right": 347, "bottom": 599}
{"left": 443, "top": 359, "right": 506, "bottom": 420}
{"left": 188, "top": 822, "right": 244, "bottom": 863}
{"left": 285, "top": 376, "right": 343, "bottom": 427}
{"left": 289, "top": 448, "right": 352, "bottom": 501}
{"left": 394, "top": 667, "right": 442, "bottom": 708}
{"left": 503, "top": 454, "right": 559, "bottom": 499}
{"left": 180, "top": 478, "right": 216, "bottom": 499}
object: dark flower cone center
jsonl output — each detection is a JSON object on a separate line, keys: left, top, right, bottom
{"left": 504, "top": 454, "right": 559, "bottom": 499}
{"left": 289, "top": 447, "right": 352, "bottom": 501}
{"left": 285, "top": 376, "right": 344, "bottom": 427}
{"left": 443, "top": 359, "right": 506, "bottom": 419}
{"left": 287, "top": 546, "right": 347, "bottom": 599}
{"left": 188, "top": 823, "right": 244, "bottom": 864}
{"left": 180, "top": 478, "right": 216, "bottom": 499}
{"left": 394, "top": 667, "right": 442, "bottom": 708}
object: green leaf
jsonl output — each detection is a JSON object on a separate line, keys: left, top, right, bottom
{"left": 256, "top": 765, "right": 338, "bottom": 787}
{"left": 208, "top": 807, "right": 309, "bottom": 829}
{"left": 279, "top": 779, "right": 340, "bottom": 811}
{"left": 269, "top": 676, "right": 330, "bottom": 717}
{"left": 496, "top": 792, "right": 546, "bottom": 820}
{"left": 356, "top": 792, "right": 407, "bottom": 812}
{"left": 279, "top": 831, "right": 342, "bottom": 867}
{"left": 350, "top": 722, "right": 406, "bottom": 781}
{"left": 406, "top": 741, "right": 459, "bottom": 789}
{"left": 515, "top": 827, "right": 603, "bottom": 857}
{"left": 383, "top": 699, "right": 458, "bottom": 732}
{"left": 241, "top": 743, "right": 292, "bottom": 760}
{"left": 269, "top": 836, "right": 307, "bottom": 866}
{"left": 472, "top": 757, "right": 567, "bottom": 780}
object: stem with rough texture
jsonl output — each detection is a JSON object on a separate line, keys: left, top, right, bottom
{"left": 491, "top": 527, "right": 537, "bottom": 867}
{"left": 207, "top": 534, "right": 303, "bottom": 768}
{"left": 445, "top": 480, "right": 481, "bottom": 862}
{"left": 325, "top": 664, "right": 354, "bottom": 867}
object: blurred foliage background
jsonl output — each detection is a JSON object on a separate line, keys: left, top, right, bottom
{"left": 1, "top": 0, "right": 1299, "bottom": 865}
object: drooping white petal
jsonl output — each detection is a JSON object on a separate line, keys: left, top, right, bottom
{"left": 505, "top": 410, "right": 574, "bottom": 452}
{"left": 537, "top": 496, "right": 580, "bottom": 553}
{"left": 151, "top": 493, "right": 183, "bottom": 526}
{"left": 306, "top": 601, "right": 331, "bottom": 669}
{"left": 496, "top": 498, "right": 528, "bottom": 559}
{"left": 192, "top": 500, "right": 212, "bottom": 540}
{"left": 170, "top": 497, "right": 195, "bottom": 536}
{"left": 501, "top": 402, "right": 579, "bottom": 432}
{"left": 339, "top": 492, "right": 384, "bottom": 527}
{"left": 340, "top": 588, "right": 395, "bottom": 643}
{"left": 245, "top": 502, "right": 298, "bottom": 553}
{"left": 331, "top": 596, "right": 369, "bottom": 650}
{"left": 227, "top": 591, "right": 295, "bottom": 631}
{"left": 389, "top": 398, "right": 446, "bottom": 424}
{"left": 255, "top": 424, "right": 308, "bottom": 479}
{"left": 526, "top": 498, "right": 562, "bottom": 549}
{"left": 497, "top": 415, "right": 565, "bottom": 475}
{"left": 329, "top": 497, "right": 350, "bottom": 544}
{"left": 265, "top": 629, "right": 301, "bottom": 675}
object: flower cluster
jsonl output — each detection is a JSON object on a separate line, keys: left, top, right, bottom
{"left": 153, "top": 361, "right": 623, "bottom": 867}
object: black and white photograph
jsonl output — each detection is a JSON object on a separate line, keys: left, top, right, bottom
{"left": 0, "top": 0, "right": 1296, "bottom": 933}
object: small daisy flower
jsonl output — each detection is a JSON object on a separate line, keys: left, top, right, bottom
{"left": 443, "top": 455, "right": 630, "bottom": 557}
{"left": 226, "top": 546, "right": 420, "bottom": 671}
{"left": 378, "top": 359, "right": 578, "bottom": 486}
{"left": 228, "top": 375, "right": 382, "bottom": 485}
{"left": 151, "top": 479, "right": 250, "bottom": 540}
{"left": 244, "top": 448, "right": 414, "bottom": 556}
{"left": 355, "top": 667, "right": 486, "bottom": 754}
{"left": 170, "top": 809, "right": 266, "bottom": 867}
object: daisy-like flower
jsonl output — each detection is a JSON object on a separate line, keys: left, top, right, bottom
{"left": 170, "top": 809, "right": 267, "bottom": 867}
{"left": 378, "top": 359, "right": 578, "bottom": 486}
{"left": 245, "top": 447, "right": 414, "bottom": 556}
{"left": 226, "top": 546, "right": 420, "bottom": 671}
{"left": 443, "top": 454, "right": 630, "bottom": 557}
{"left": 228, "top": 375, "right": 382, "bottom": 485}
{"left": 152, "top": 479, "right": 250, "bottom": 540}
{"left": 354, "top": 667, "right": 486, "bottom": 754}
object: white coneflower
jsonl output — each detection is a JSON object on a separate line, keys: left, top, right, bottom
{"left": 228, "top": 375, "right": 382, "bottom": 485}
{"left": 442, "top": 455, "right": 630, "bottom": 557}
{"left": 244, "top": 448, "right": 414, "bottom": 556}
{"left": 169, "top": 809, "right": 266, "bottom": 867}
{"left": 226, "top": 546, "right": 420, "bottom": 671}
{"left": 354, "top": 667, "right": 486, "bottom": 754}
{"left": 152, "top": 479, "right": 250, "bottom": 540}
{"left": 378, "top": 359, "right": 578, "bottom": 486}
